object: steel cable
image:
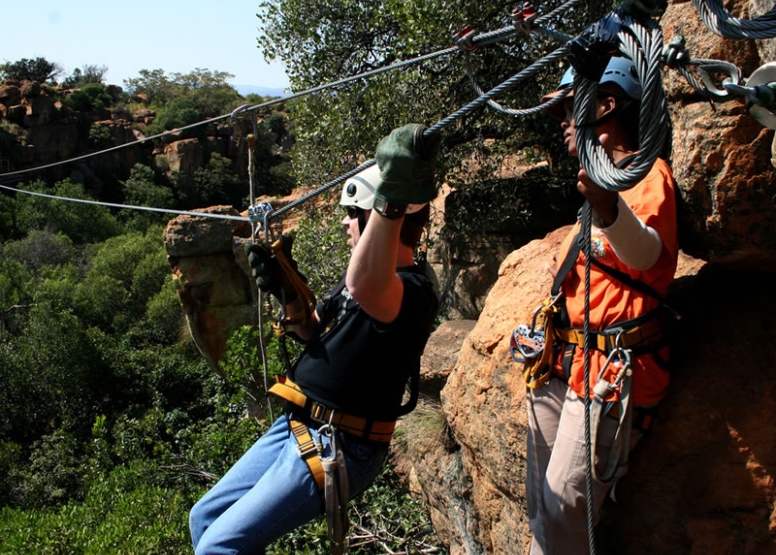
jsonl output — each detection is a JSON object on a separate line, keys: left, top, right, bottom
{"left": 694, "top": 0, "right": 776, "bottom": 39}
{"left": 574, "top": 14, "right": 668, "bottom": 191}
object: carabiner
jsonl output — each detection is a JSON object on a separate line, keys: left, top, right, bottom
{"left": 697, "top": 61, "right": 742, "bottom": 101}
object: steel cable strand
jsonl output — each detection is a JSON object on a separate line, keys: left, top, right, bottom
{"left": 271, "top": 43, "right": 575, "bottom": 222}
{"left": 575, "top": 16, "right": 668, "bottom": 192}
{"left": 462, "top": 46, "right": 573, "bottom": 117}
{"left": 460, "top": 0, "right": 582, "bottom": 116}
{"left": 694, "top": 0, "right": 776, "bottom": 39}
{"left": 581, "top": 202, "right": 598, "bottom": 554}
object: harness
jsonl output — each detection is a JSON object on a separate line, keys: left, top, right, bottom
{"left": 269, "top": 376, "right": 399, "bottom": 555}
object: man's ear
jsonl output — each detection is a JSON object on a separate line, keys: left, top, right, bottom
{"left": 597, "top": 95, "right": 617, "bottom": 118}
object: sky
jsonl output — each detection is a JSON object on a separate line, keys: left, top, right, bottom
{"left": 1, "top": 0, "right": 290, "bottom": 94}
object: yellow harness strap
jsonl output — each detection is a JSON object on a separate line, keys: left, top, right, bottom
{"left": 554, "top": 316, "right": 663, "bottom": 353}
{"left": 288, "top": 416, "right": 326, "bottom": 490}
{"left": 269, "top": 377, "right": 396, "bottom": 443}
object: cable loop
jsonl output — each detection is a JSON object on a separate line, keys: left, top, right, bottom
{"left": 694, "top": 0, "right": 776, "bottom": 39}
{"left": 574, "top": 13, "right": 668, "bottom": 192}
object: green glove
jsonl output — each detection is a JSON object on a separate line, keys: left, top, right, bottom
{"left": 374, "top": 124, "right": 440, "bottom": 205}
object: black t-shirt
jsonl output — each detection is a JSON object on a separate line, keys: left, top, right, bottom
{"left": 290, "top": 266, "right": 438, "bottom": 421}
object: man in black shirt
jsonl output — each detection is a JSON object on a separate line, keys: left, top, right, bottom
{"left": 189, "top": 124, "right": 439, "bottom": 555}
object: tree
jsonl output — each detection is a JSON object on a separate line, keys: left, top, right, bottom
{"left": 0, "top": 57, "right": 59, "bottom": 83}
{"left": 256, "top": 0, "right": 607, "bottom": 235}
{"left": 62, "top": 64, "right": 108, "bottom": 88}
{"left": 124, "top": 68, "right": 241, "bottom": 116}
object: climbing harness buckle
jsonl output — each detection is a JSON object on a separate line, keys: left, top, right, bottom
{"left": 294, "top": 435, "right": 320, "bottom": 459}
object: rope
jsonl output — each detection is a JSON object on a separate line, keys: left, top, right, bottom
{"left": 694, "top": 0, "right": 776, "bottom": 39}
{"left": 574, "top": 14, "right": 668, "bottom": 192}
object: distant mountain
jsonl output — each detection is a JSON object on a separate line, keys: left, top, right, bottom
{"left": 234, "top": 84, "right": 289, "bottom": 98}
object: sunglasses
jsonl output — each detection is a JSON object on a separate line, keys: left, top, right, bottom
{"left": 345, "top": 206, "right": 364, "bottom": 220}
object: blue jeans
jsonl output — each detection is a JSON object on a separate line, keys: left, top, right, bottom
{"left": 189, "top": 414, "right": 389, "bottom": 555}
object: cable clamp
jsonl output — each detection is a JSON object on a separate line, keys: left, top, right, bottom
{"left": 661, "top": 36, "right": 690, "bottom": 69}
{"left": 453, "top": 25, "right": 479, "bottom": 52}
{"left": 511, "top": 3, "right": 538, "bottom": 35}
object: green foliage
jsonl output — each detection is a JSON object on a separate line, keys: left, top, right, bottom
{"left": 14, "top": 179, "right": 122, "bottom": 244}
{"left": 269, "top": 466, "right": 441, "bottom": 554}
{"left": 0, "top": 57, "right": 58, "bottom": 83}
{"left": 73, "top": 228, "right": 169, "bottom": 332}
{"left": 0, "top": 460, "right": 199, "bottom": 554}
{"left": 62, "top": 64, "right": 108, "bottom": 88}
{"left": 188, "top": 152, "right": 245, "bottom": 207}
{"left": 125, "top": 68, "right": 241, "bottom": 117}
{"left": 145, "top": 96, "right": 203, "bottom": 136}
{"left": 88, "top": 122, "right": 114, "bottom": 149}
{"left": 66, "top": 83, "right": 113, "bottom": 113}
{"left": 119, "top": 164, "right": 175, "bottom": 230}
{"left": 292, "top": 202, "right": 350, "bottom": 299}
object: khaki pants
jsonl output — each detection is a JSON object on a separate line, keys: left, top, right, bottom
{"left": 526, "top": 377, "right": 638, "bottom": 555}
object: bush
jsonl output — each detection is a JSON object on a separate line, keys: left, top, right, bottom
{"left": 66, "top": 83, "right": 113, "bottom": 113}
{"left": 145, "top": 97, "right": 202, "bottom": 136}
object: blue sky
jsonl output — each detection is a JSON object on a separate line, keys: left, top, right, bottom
{"left": 1, "top": 0, "right": 290, "bottom": 93}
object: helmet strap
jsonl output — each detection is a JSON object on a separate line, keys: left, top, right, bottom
{"left": 357, "top": 210, "right": 368, "bottom": 235}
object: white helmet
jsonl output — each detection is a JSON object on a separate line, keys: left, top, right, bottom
{"left": 339, "top": 164, "right": 427, "bottom": 214}
{"left": 340, "top": 165, "right": 380, "bottom": 210}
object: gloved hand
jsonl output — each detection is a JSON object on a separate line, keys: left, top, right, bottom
{"left": 244, "top": 235, "right": 302, "bottom": 303}
{"left": 374, "top": 123, "right": 440, "bottom": 205}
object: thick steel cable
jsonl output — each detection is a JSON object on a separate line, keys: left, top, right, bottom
{"left": 581, "top": 203, "right": 597, "bottom": 555}
{"left": 574, "top": 14, "right": 668, "bottom": 191}
{"left": 694, "top": 0, "right": 776, "bottom": 39}
{"left": 270, "top": 43, "right": 575, "bottom": 221}
{"left": 462, "top": 46, "right": 573, "bottom": 116}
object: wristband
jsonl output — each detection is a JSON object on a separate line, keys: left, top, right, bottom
{"left": 372, "top": 198, "right": 408, "bottom": 220}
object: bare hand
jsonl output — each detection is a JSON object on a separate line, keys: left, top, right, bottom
{"left": 576, "top": 133, "right": 619, "bottom": 227}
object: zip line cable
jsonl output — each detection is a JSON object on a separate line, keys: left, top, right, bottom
{"left": 0, "top": 182, "right": 251, "bottom": 222}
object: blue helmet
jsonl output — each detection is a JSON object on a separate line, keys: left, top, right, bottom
{"left": 542, "top": 57, "right": 642, "bottom": 119}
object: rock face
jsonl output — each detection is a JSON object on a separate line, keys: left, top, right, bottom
{"left": 662, "top": 0, "right": 776, "bottom": 268}
{"left": 163, "top": 206, "right": 254, "bottom": 375}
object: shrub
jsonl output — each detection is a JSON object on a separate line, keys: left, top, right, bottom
{"left": 66, "top": 83, "right": 113, "bottom": 113}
